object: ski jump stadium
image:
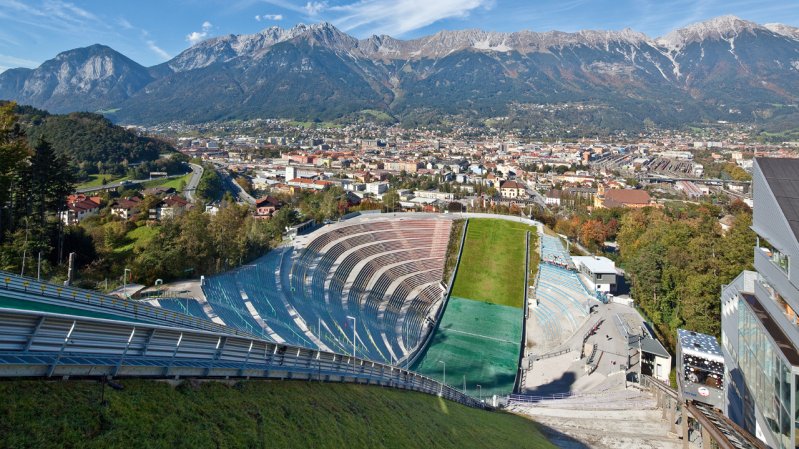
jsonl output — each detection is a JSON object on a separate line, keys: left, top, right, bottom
{"left": 0, "top": 212, "right": 763, "bottom": 448}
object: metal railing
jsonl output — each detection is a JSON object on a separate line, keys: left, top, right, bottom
{"left": 0, "top": 307, "right": 488, "bottom": 409}
{"left": 640, "top": 375, "right": 768, "bottom": 449}
{"left": 0, "top": 271, "right": 261, "bottom": 340}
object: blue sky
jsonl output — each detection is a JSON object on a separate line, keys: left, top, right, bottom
{"left": 1, "top": 0, "right": 797, "bottom": 71}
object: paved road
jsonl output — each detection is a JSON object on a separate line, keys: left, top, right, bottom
{"left": 76, "top": 175, "right": 185, "bottom": 194}
{"left": 218, "top": 167, "right": 256, "bottom": 205}
{"left": 184, "top": 163, "right": 204, "bottom": 203}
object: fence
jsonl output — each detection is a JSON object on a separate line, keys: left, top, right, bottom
{"left": 0, "top": 271, "right": 258, "bottom": 340}
{"left": 0, "top": 306, "right": 488, "bottom": 410}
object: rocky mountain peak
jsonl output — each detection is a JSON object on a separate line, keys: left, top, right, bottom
{"left": 655, "top": 15, "right": 764, "bottom": 51}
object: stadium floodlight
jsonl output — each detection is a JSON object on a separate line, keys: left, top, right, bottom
{"left": 346, "top": 315, "right": 357, "bottom": 359}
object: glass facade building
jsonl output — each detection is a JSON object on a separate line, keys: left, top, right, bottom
{"left": 721, "top": 158, "right": 799, "bottom": 449}
{"left": 736, "top": 295, "right": 794, "bottom": 449}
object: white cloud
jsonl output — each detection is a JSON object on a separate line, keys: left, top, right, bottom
{"left": 305, "top": 1, "right": 328, "bottom": 16}
{"left": 186, "top": 21, "right": 213, "bottom": 45}
{"left": 255, "top": 14, "right": 284, "bottom": 21}
{"left": 146, "top": 40, "right": 171, "bottom": 60}
{"left": 118, "top": 17, "right": 134, "bottom": 30}
{"left": 0, "top": 53, "right": 40, "bottom": 68}
{"left": 329, "top": 0, "right": 493, "bottom": 36}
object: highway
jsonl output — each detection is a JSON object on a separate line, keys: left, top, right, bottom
{"left": 183, "top": 163, "right": 204, "bottom": 203}
{"left": 217, "top": 166, "right": 256, "bottom": 205}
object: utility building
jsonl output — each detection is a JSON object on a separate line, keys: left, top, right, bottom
{"left": 677, "top": 329, "right": 725, "bottom": 410}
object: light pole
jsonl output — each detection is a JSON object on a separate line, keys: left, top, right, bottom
{"left": 438, "top": 360, "right": 446, "bottom": 396}
{"left": 347, "top": 315, "right": 357, "bottom": 359}
{"left": 463, "top": 374, "right": 466, "bottom": 394}
{"left": 123, "top": 268, "right": 132, "bottom": 298}
{"left": 477, "top": 384, "right": 482, "bottom": 402}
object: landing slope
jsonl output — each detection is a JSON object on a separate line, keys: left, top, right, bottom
{"left": 0, "top": 380, "right": 555, "bottom": 449}
{"left": 451, "top": 218, "right": 535, "bottom": 307}
{"left": 414, "top": 218, "right": 537, "bottom": 396}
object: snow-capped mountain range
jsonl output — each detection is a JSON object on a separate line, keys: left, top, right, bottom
{"left": 1, "top": 16, "right": 798, "bottom": 128}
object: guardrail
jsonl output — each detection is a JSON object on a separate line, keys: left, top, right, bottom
{"left": 0, "top": 307, "right": 488, "bottom": 410}
{"left": 507, "top": 392, "right": 578, "bottom": 403}
{"left": 0, "top": 271, "right": 263, "bottom": 341}
{"left": 639, "top": 375, "right": 767, "bottom": 449}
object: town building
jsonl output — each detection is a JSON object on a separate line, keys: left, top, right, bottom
{"left": 149, "top": 195, "right": 189, "bottom": 221}
{"left": 253, "top": 196, "right": 282, "bottom": 220}
{"left": 615, "top": 313, "right": 671, "bottom": 383}
{"left": 499, "top": 180, "right": 526, "bottom": 199}
{"left": 572, "top": 256, "right": 619, "bottom": 294}
{"left": 110, "top": 197, "right": 142, "bottom": 220}
{"left": 545, "top": 189, "right": 562, "bottom": 206}
{"left": 595, "top": 186, "right": 653, "bottom": 208}
{"left": 414, "top": 190, "right": 455, "bottom": 201}
{"left": 60, "top": 194, "right": 102, "bottom": 225}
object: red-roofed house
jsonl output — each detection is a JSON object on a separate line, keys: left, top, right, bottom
{"left": 149, "top": 195, "right": 190, "bottom": 221}
{"left": 253, "top": 196, "right": 282, "bottom": 220}
{"left": 598, "top": 188, "right": 653, "bottom": 209}
{"left": 111, "top": 197, "right": 142, "bottom": 220}
{"left": 499, "top": 180, "right": 527, "bottom": 199}
{"left": 60, "top": 194, "right": 102, "bottom": 225}
{"left": 287, "top": 178, "right": 333, "bottom": 193}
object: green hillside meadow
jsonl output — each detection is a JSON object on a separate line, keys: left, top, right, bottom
{"left": 0, "top": 380, "right": 555, "bottom": 449}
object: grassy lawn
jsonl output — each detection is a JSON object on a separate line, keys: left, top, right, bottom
{"left": 141, "top": 173, "right": 191, "bottom": 191}
{"left": 77, "top": 174, "right": 129, "bottom": 189}
{"left": 114, "top": 225, "right": 159, "bottom": 253}
{"left": 451, "top": 218, "right": 536, "bottom": 308}
{"left": 0, "top": 379, "right": 555, "bottom": 449}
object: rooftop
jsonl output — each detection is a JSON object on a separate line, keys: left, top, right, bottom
{"left": 756, "top": 157, "right": 799, "bottom": 242}
{"left": 572, "top": 256, "right": 617, "bottom": 274}
{"left": 603, "top": 189, "right": 651, "bottom": 207}
{"left": 678, "top": 328, "right": 724, "bottom": 361}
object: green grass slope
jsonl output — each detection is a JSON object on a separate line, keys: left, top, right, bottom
{"left": 451, "top": 219, "right": 536, "bottom": 308}
{"left": 0, "top": 380, "right": 555, "bottom": 449}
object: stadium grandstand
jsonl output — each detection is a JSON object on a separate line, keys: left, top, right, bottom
{"left": 165, "top": 216, "right": 454, "bottom": 365}
{"left": 0, "top": 269, "right": 481, "bottom": 408}
{"left": 529, "top": 234, "right": 593, "bottom": 352}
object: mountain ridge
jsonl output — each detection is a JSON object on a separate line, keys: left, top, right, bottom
{"left": 2, "top": 16, "right": 799, "bottom": 131}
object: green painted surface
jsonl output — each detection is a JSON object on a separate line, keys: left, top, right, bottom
{"left": 413, "top": 219, "right": 534, "bottom": 396}
{"left": 412, "top": 297, "right": 523, "bottom": 397}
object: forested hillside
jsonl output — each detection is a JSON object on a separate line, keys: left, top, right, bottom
{"left": 552, "top": 201, "right": 755, "bottom": 349}
{"left": 7, "top": 103, "right": 176, "bottom": 178}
